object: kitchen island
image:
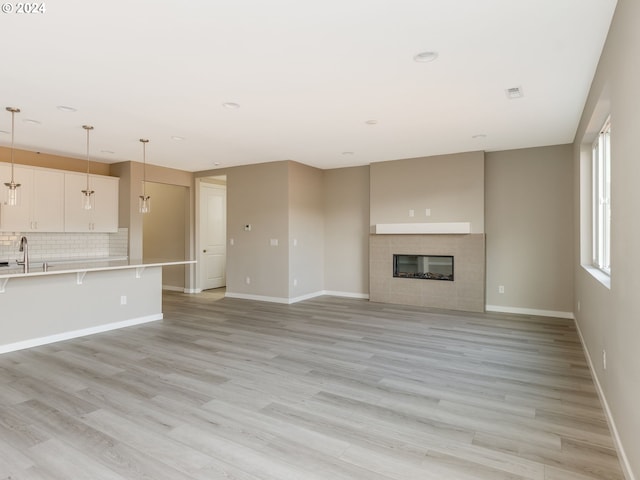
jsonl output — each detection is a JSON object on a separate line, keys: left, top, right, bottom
{"left": 0, "top": 258, "right": 195, "bottom": 354}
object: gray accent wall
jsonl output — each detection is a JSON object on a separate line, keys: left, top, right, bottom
{"left": 220, "top": 161, "right": 370, "bottom": 300}
{"left": 225, "top": 161, "right": 290, "bottom": 299}
{"left": 572, "top": 0, "right": 639, "bottom": 476}
{"left": 142, "top": 182, "right": 188, "bottom": 291}
{"left": 370, "top": 151, "right": 485, "bottom": 233}
{"left": 289, "top": 162, "right": 325, "bottom": 298}
{"left": 324, "top": 166, "right": 370, "bottom": 296}
{"left": 485, "top": 145, "right": 574, "bottom": 315}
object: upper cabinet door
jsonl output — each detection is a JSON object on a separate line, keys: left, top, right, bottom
{"left": 64, "top": 172, "right": 92, "bottom": 232}
{"left": 64, "top": 172, "right": 119, "bottom": 232}
{"left": 32, "top": 169, "right": 65, "bottom": 232}
{"left": 0, "top": 164, "right": 32, "bottom": 231}
{"left": 90, "top": 175, "right": 119, "bottom": 232}
{"left": 0, "top": 165, "right": 64, "bottom": 232}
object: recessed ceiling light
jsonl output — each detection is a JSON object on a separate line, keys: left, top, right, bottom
{"left": 365, "top": 120, "right": 378, "bottom": 125}
{"left": 100, "top": 150, "right": 115, "bottom": 154}
{"left": 214, "top": 162, "right": 221, "bottom": 166}
{"left": 171, "top": 135, "right": 185, "bottom": 141}
{"left": 23, "top": 119, "right": 41, "bottom": 125}
{"left": 222, "top": 102, "right": 240, "bottom": 109}
{"left": 505, "top": 86, "right": 524, "bottom": 99}
{"left": 57, "top": 105, "right": 77, "bottom": 112}
{"left": 413, "top": 51, "right": 439, "bottom": 63}
{"left": 472, "top": 134, "right": 487, "bottom": 139}
{"left": 342, "top": 151, "right": 355, "bottom": 155}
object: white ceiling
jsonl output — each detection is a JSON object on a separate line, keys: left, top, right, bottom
{"left": 1, "top": 0, "right": 617, "bottom": 172}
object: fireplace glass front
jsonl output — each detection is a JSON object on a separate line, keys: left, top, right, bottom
{"left": 393, "top": 254, "right": 454, "bottom": 281}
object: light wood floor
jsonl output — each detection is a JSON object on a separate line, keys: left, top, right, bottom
{"left": 0, "top": 291, "right": 625, "bottom": 479}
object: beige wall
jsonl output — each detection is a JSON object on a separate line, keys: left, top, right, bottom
{"left": 224, "top": 161, "right": 290, "bottom": 299}
{"left": 197, "top": 162, "right": 369, "bottom": 300}
{"left": 573, "top": 0, "right": 639, "bottom": 477}
{"left": 485, "top": 145, "right": 574, "bottom": 315}
{"left": 370, "top": 151, "right": 485, "bottom": 233}
{"left": 110, "top": 161, "right": 194, "bottom": 289}
{"left": 143, "top": 182, "right": 187, "bottom": 290}
{"left": 324, "top": 166, "right": 370, "bottom": 296}
{"left": 0, "top": 146, "right": 111, "bottom": 176}
{"left": 289, "top": 162, "right": 324, "bottom": 298}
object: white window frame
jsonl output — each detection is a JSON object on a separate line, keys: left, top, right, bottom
{"left": 592, "top": 117, "right": 611, "bottom": 275}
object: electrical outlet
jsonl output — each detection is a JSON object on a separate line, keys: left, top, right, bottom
{"left": 577, "top": 300, "right": 581, "bottom": 312}
{"left": 603, "top": 349, "right": 607, "bottom": 370}
{"left": 120, "top": 295, "right": 127, "bottom": 305}
{"left": 270, "top": 238, "right": 278, "bottom": 246}
{"left": 245, "top": 276, "right": 251, "bottom": 285}
{"left": 425, "top": 208, "right": 431, "bottom": 217}
{"left": 498, "top": 285, "right": 505, "bottom": 294}
{"left": 409, "top": 209, "right": 415, "bottom": 217}
{"left": 229, "top": 238, "right": 235, "bottom": 246}
{"left": 293, "top": 279, "right": 298, "bottom": 287}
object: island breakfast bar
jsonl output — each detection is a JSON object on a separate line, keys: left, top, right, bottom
{"left": 0, "top": 258, "right": 195, "bottom": 354}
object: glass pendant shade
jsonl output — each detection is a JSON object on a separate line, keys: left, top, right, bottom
{"left": 139, "top": 194, "right": 151, "bottom": 214}
{"left": 81, "top": 189, "right": 95, "bottom": 210}
{"left": 5, "top": 181, "right": 20, "bottom": 206}
{"left": 3, "top": 107, "right": 21, "bottom": 207}
{"left": 139, "top": 138, "right": 151, "bottom": 214}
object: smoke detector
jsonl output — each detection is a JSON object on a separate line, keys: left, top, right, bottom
{"left": 505, "top": 86, "right": 524, "bottom": 99}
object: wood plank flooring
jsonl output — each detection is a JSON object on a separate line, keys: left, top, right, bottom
{"left": 0, "top": 291, "right": 625, "bottom": 479}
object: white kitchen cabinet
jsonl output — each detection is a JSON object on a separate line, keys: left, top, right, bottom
{"left": 0, "top": 164, "right": 65, "bottom": 232}
{"left": 64, "top": 172, "right": 119, "bottom": 232}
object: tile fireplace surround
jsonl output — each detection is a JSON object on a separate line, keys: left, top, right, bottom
{"left": 369, "top": 233, "right": 485, "bottom": 312}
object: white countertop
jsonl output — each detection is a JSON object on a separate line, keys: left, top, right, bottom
{"left": 0, "top": 257, "right": 195, "bottom": 279}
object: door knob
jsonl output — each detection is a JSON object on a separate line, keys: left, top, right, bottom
{"left": 203, "top": 249, "right": 207, "bottom": 253}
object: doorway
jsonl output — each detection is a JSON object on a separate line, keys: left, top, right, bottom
{"left": 199, "top": 178, "right": 227, "bottom": 290}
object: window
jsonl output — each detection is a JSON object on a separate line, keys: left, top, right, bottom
{"left": 592, "top": 117, "right": 611, "bottom": 274}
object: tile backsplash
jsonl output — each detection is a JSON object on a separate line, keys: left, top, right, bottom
{"left": 0, "top": 228, "right": 128, "bottom": 263}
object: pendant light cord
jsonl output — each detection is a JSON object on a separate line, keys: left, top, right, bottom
{"left": 140, "top": 138, "right": 149, "bottom": 197}
{"left": 142, "top": 141, "right": 146, "bottom": 196}
{"left": 10, "top": 108, "right": 15, "bottom": 182}
{"left": 83, "top": 125, "right": 94, "bottom": 191}
{"left": 5, "top": 107, "right": 20, "bottom": 183}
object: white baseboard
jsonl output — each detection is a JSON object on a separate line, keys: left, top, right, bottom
{"left": 225, "top": 290, "right": 369, "bottom": 304}
{"left": 289, "top": 291, "right": 326, "bottom": 303}
{"left": 574, "top": 320, "right": 636, "bottom": 480}
{"left": 182, "top": 288, "right": 202, "bottom": 294}
{"left": 162, "top": 285, "right": 184, "bottom": 292}
{"left": 0, "top": 314, "right": 163, "bottom": 355}
{"left": 225, "top": 292, "right": 291, "bottom": 304}
{"left": 485, "top": 304, "right": 574, "bottom": 319}
{"left": 324, "top": 290, "right": 369, "bottom": 299}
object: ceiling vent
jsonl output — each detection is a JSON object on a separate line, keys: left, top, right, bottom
{"left": 505, "top": 86, "right": 524, "bottom": 99}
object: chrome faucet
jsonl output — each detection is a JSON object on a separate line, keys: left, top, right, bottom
{"left": 17, "top": 236, "right": 29, "bottom": 273}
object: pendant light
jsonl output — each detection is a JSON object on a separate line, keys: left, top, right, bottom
{"left": 138, "top": 138, "right": 151, "bottom": 213}
{"left": 81, "top": 125, "right": 95, "bottom": 210}
{"left": 3, "top": 107, "right": 21, "bottom": 207}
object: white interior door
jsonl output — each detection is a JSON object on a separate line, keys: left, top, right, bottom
{"left": 199, "top": 182, "right": 226, "bottom": 290}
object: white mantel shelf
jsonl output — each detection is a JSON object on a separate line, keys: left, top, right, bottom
{"left": 373, "top": 222, "right": 471, "bottom": 235}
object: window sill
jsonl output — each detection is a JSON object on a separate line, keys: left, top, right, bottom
{"left": 582, "top": 265, "right": 611, "bottom": 289}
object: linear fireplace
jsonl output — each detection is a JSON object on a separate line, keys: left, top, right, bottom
{"left": 369, "top": 233, "right": 485, "bottom": 312}
{"left": 393, "top": 254, "right": 453, "bottom": 281}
